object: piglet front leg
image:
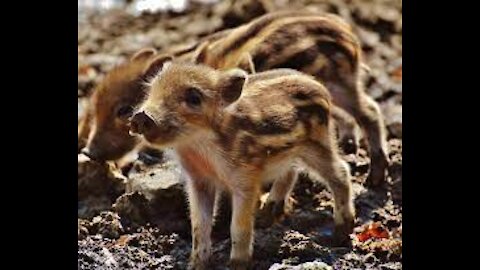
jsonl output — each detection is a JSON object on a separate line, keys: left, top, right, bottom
{"left": 229, "top": 179, "right": 260, "bottom": 270}
{"left": 186, "top": 177, "right": 216, "bottom": 270}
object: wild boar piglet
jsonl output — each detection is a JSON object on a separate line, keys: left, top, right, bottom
{"left": 130, "top": 62, "right": 355, "bottom": 270}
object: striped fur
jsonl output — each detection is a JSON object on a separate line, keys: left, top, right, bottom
{"left": 80, "top": 11, "right": 388, "bottom": 189}
{"left": 131, "top": 63, "right": 354, "bottom": 269}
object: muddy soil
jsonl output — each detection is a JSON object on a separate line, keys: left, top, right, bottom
{"left": 78, "top": 0, "right": 402, "bottom": 269}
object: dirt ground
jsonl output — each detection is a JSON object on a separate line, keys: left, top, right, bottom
{"left": 78, "top": 0, "right": 402, "bottom": 269}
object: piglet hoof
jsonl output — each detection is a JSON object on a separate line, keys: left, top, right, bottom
{"left": 339, "top": 136, "right": 358, "bottom": 155}
{"left": 365, "top": 153, "right": 389, "bottom": 188}
{"left": 229, "top": 258, "right": 252, "bottom": 270}
{"left": 333, "top": 219, "right": 354, "bottom": 247}
{"left": 256, "top": 201, "right": 282, "bottom": 228}
{"left": 256, "top": 199, "right": 292, "bottom": 228}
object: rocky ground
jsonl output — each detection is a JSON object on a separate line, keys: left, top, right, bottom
{"left": 78, "top": 0, "right": 402, "bottom": 269}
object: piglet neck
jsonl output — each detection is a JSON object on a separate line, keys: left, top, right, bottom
{"left": 209, "top": 108, "right": 230, "bottom": 137}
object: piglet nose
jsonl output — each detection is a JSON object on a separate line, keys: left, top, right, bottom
{"left": 130, "top": 111, "right": 155, "bottom": 135}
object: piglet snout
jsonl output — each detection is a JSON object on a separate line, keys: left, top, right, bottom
{"left": 130, "top": 111, "right": 155, "bottom": 136}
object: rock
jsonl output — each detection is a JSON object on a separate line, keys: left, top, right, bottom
{"left": 363, "top": 252, "right": 378, "bottom": 264}
{"left": 78, "top": 154, "right": 126, "bottom": 199}
{"left": 357, "top": 26, "right": 380, "bottom": 50}
{"left": 269, "top": 261, "right": 333, "bottom": 270}
{"left": 113, "top": 191, "right": 151, "bottom": 227}
{"left": 101, "top": 247, "right": 119, "bottom": 267}
{"left": 90, "top": 211, "right": 124, "bottom": 239}
{"left": 78, "top": 238, "right": 164, "bottom": 269}
{"left": 126, "top": 159, "right": 183, "bottom": 201}
{"left": 83, "top": 53, "right": 124, "bottom": 68}
{"left": 279, "top": 230, "right": 329, "bottom": 261}
{"left": 298, "top": 261, "right": 332, "bottom": 270}
{"left": 388, "top": 161, "right": 402, "bottom": 182}
{"left": 388, "top": 139, "right": 402, "bottom": 192}
{"left": 115, "top": 159, "right": 190, "bottom": 232}
{"left": 78, "top": 219, "right": 90, "bottom": 240}
{"left": 78, "top": 197, "right": 113, "bottom": 222}
{"left": 391, "top": 34, "right": 402, "bottom": 53}
{"left": 78, "top": 154, "right": 127, "bottom": 218}
{"left": 379, "top": 262, "right": 403, "bottom": 270}
{"left": 388, "top": 139, "right": 402, "bottom": 157}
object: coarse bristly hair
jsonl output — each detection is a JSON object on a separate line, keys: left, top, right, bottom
{"left": 130, "top": 61, "right": 355, "bottom": 269}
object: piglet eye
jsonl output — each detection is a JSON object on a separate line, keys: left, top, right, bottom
{"left": 185, "top": 88, "right": 203, "bottom": 108}
{"left": 116, "top": 105, "right": 133, "bottom": 119}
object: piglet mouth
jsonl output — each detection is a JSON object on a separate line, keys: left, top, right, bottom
{"left": 128, "top": 126, "right": 159, "bottom": 143}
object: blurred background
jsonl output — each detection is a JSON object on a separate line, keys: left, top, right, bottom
{"left": 78, "top": 1, "right": 401, "bottom": 269}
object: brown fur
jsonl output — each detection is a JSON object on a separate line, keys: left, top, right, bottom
{"left": 79, "top": 53, "right": 155, "bottom": 160}
{"left": 130, "top": 63, "right": 355, "bottom": 269}
{"left": 79, "top": 11, "right": 388, "bottom": 186}
{"left": 192, "top": 11, "right": 388, "bottom": 186}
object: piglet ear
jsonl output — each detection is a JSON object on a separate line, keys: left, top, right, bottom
{"left": 192, "top": 41, "right": 210, "bottom": 64}
{"left": 143, "top": 55, "right": 173, "bottom": 79}
{"left": 131, "top": 48, "right": 157, "bottom": 62}
{"left": 220, "top": 69, "right": 247, "bottom": 104}
{"left": 237, "top": 53, "right": 256, "bottom": 74}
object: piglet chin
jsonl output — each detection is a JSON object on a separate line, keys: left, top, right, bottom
{"left": 147, "top": 133, "right": 185, "bottom": 149}
{"left": 128, "top": 130, "right": 142, "bottom": 137}
{"left": 127, "top": 129, "right": 157, "bottom": 146}
{"left": 128, "top": 131, "right": 146, "bottom": 140}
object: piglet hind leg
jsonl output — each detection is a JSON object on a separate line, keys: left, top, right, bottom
{"left": 229, "top": 177, "right": 261, "bottom": 270}
{"left": 329, "top": 80, "right": 389, "bottom": 187}
{"left": 302, "top": 143, "right": 355, "bottom": 247}
{"left": 257, "top": 169, "right": 298, "bottom": 228}
{"left": 185, "top": 178, "right": 216, "bottom": 270}
{"left": 357, "top": 94, "right": 390, "bottom": 187}
{"left": 331, "top": 106, "right": 361, "bottom": 155}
